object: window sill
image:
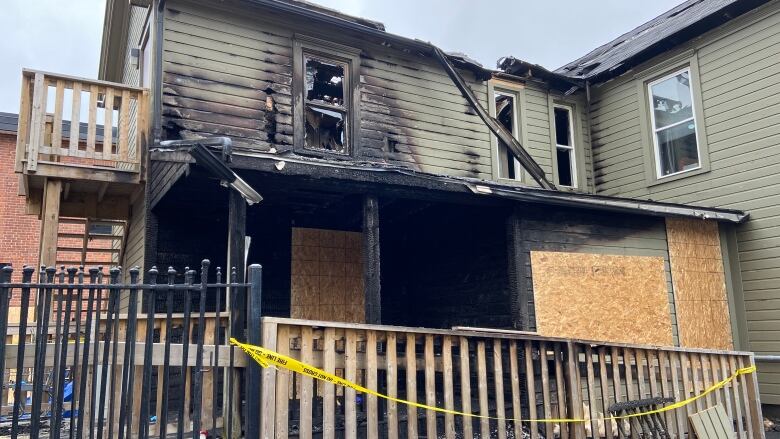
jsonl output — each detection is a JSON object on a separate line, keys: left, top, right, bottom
{"left": 647, "top": 166, "right": 709, "bottom": 188}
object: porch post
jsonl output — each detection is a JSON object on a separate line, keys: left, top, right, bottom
{"left": 506, "top": 207, "right": 528, "bottom": 329}
{"left": 226, "top": 190, "right": 246, "bottom": 437}
{"left": 246, "top": 264, "right": 263, "bottom": 439}
{"left": 363, "top": 194, "right": 381, "bottom": 324}
{"left": 39, "top": 179, "right": 62, "bottom": 269}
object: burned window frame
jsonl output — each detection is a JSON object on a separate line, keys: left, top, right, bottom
{"left": 292, "top": 35, "right": 361, "bottom": 158}
{"left": 548, "top": 96, "right": 585, "bottom": 191}
{"left": 487, "top": 80, "right": 528, "bottom": 184}
{"left": 552, "top": 104, "right": 577, "bottom": 188}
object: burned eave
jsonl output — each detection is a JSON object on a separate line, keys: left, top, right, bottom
{"left": 229, "top": 153, "right": 748, "bottom": 224}
{"left": 497, "top": 57, "right": 584, "bottom": 93}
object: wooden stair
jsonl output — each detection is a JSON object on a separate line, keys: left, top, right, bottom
{"left": 55, "top": 217, "right": 126, "bottom": 269}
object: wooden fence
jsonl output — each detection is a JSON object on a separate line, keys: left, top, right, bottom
{"left": 258, "top": 317, "right": 763, "bottom": 439}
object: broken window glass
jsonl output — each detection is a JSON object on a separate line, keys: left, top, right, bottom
{"left": 302, "top": 53, "right": 350, "bottom": 154}
{"left": 494, "top": 91, "right": 520, "bottom": 180}
{"left": 305, "top": 56, "right": 345, "bottom": 106}
{"left": 554, "top": 106, "right": 576, "bottom": 188}
{"left": 648, "top": 68, "right": 700, "bottom": 176}
{"left": 305, "top": 106, "right": 347, "bottom": 153}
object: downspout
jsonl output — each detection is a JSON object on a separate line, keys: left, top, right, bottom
{"left": 430, "top": 47, "right": 556, "bottom": 190}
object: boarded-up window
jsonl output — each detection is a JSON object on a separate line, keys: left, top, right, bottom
{"left": 531, "top": 251, "right": 673, "bottom": 345}
{"left": 290, "top": 228, "right": 364, "bottom": 323}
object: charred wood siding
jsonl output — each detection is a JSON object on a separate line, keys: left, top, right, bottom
{"left": 517, "top": 209, "right": 678, "bottom": 344}
{"left": 161, "top": 0, "right": 492, "bottom": 179}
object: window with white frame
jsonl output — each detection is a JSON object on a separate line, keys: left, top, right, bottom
{"left": 553, "top": 105, "right": 576, "bottom": 188}
{"left": 647, "top": 67, "right": 700, "bottom": 178}
{"left": 493, "top": 90, "right": 521, "bottom": 180}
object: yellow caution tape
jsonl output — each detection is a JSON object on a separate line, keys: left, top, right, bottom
{"left": 230, "top": 337, "right": 756, "bottom": 423}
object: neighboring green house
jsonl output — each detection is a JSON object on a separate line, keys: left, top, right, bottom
{"left": 525, "top": 0, "right": 780, "bottom": 406}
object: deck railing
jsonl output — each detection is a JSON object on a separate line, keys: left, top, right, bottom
{"left": 260, "top": 318, "right": 763, "bottom": 439}
{"left": 15, "top": 69, "right": 147, "bottom": 178}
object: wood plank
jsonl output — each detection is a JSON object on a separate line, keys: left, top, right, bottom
{"left": 386, "top": 332, "right": 399, "bottom": 439}
{"left": 658, "top": 350, "right": 677, "bottom": 439}
{"left": 738, "top": 356, "right": 758, "bottom": 439}
{"left": 51, "top": 80, "right": 65, "bottom": 149}
{"left": 103, "top": 88, "right": 115, "bottom": 158}
{"left": 647, "top": 351, "right": 658, "bottom": 399}
{"left": 584, "top": 345, "right": 598, "bottom": 439}
{"left": 555, "top": 345, "right": 568, "bottom": 439}
{"left": 201, "top": 318, "right": 215, "bottom": 431}
{"left": 260, "top": 322, "right": 278, "bottom": 439}
{"left": 693, "top": 354, "right": 705, "bottom": 412}
{"left": 15, "top": 74, "right": 32, "bottom": 172}
{"left": 719, "top": 355, "right": 734, "bottom": 428}
{"left": 681, "top": 352, "right": 695, "bottom": 435}
{"left": 406, "top": 333, "right": 418, "bottom": 439}
{"left": 344, "top": 329, "right": 357, "bottom": 439}
{"left": 424, "top": 334, "right": 436, "bottom": 439}
{"left": 366, "top": 331, "right": 378, "bottom": 439}
{"left": 87, "top": 85, "right": 98, "bottom": 155}
{"left": 598, "top": 347, "right": 612, "bottom": 439}
{"left": 154, "top": 322, "right": 167, "bottom": 437}
{"left": 525, "top": 341, "right": 538, "bottom": 439}
{"left": 703, "top": 354, "right": 715, "bottom": 408}
{"left": 442, "top": 336, "right": 455, "bottom": 439}
{"left": 623, "top": 348, "right": 639, "bottom": 439}
{"left": 635, "top": 349, "right": 647, "bottom": 400}
{"left": 493, "top": 339, "right": 507, "bottom": 439}
{"left": 39, "top": 179, "right": 62, "bottom": 267}
{"left": 274, "top": 325, "right": 290, "bottom": 439}
{"left": 540, "top": 342, "right": 553, "bottom": 439}
{"left": 69, "top": 81, "right": 81, "bottom": 156}
{"left": 322, "top": 327, "right": 336, "bottom": 439}
{"left": 119, "top": 90, "right": 131, "bottom": 161}
{"left": 299, "top": 326, "right": 313, "bottom": 439}
{"left": 27, "top": 72, "right": 47, "bottom": 171}
{"left": 565, "top": 342, "right": 585, "bottom": 439}
{"left": 728, "top": 356, "right": 745, "bottom": 439}
{"left": 476, "top": 341, "right": 490, "bottom": 439}
{"left": 459, "top": 337, "right": 473, "bottom": 439}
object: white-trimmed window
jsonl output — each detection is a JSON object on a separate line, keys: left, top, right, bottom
{"left": 553, "top": 104, "right": 576, "bottom": 188}
{"left": 493, "top": 90, "right": 522, "bottom": 180}
{"left": 647, "top": 67, "right": 700, "bottom": 178}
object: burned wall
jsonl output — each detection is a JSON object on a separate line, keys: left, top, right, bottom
{"left": 380, "top": 201, "right": 512, "bottom": 329}
{"left": 161, "top": 0, "right": 492, "bottom": 180}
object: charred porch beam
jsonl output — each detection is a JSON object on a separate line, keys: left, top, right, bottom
{"left": 506, "top": 207, "right": 529, "bottom": 330}
{"left": 363, "top": 194, "right": 381, "bottom": 324}
{"left": 226, "top": 189, "right": 246, "bottom": 435}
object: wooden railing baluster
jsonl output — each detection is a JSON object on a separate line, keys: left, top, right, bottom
{"left": 103, "top": 88, "right": 114, "bottom": 159}
{"left": 493, "top": 339, "right": 507, "bottom": 439}
{"left": 69, "top": 81, "right": 81, "bottom": 156}
{"left": 51, "top": 80, "right": 65, "bottom": 150}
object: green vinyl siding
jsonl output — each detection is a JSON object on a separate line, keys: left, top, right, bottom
{"left": 588, "top": 1, "right": 780, "bottom": 404}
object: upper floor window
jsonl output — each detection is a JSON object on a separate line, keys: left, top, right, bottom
{"left": 293, "top": 37, "right": 360, "bottom": 157}
{"left": 553, "top": 105, "right": 576, "bottom": 188}
{"left": 494, "top": 90, "right": 521, "bottom": 180}
{"left": 647, "top": 68, "right": 700, "bottom": 178}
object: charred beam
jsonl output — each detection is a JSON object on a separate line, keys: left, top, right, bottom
{"left": 363, "top": 194, "right": 381, "bottom": 324}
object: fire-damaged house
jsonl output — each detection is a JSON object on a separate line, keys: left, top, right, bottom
{"left": 5, "top": 0, "right": 772, "bottom": 437}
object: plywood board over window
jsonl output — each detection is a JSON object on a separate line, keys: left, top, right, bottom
{"left": 531, "top": 251, "right": 673, "bottom": 346}
{"left": 666, "top": 218, "right": 732, "bottom": 350}
{"left": 290, "top": 227, "right": 365, "bottom": 323}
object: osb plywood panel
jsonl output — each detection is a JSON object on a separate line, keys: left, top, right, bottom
{"left": 290, "top": 228, "right": 365, "bottom": 323}
{"left": 531, "top": 251, "right": 673, "bottom": 345}
{"left": 666, "top": 218, "right": 732, "bottom": 350}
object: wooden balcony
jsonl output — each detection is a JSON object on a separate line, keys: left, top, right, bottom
{"left": 14, "top": 69, "right": 148, "bottom": 191}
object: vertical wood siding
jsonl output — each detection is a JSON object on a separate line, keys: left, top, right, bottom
{"left": 588, "top": 2, "right": 780, "bottom": 403}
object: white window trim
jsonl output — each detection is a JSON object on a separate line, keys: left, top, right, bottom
{"left": 494, "top": 89, "right": 523, "bottom": 181}
{"left": 646, "top": 67, "right": 702, "bottom": 179}
{"left": 553, "top": 104, "right": 577, "bottom": 188}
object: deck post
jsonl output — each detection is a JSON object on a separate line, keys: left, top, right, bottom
{"left": 246, "top": 264, "right": 263, "bottom": 439}
{"left": 39, "top": 179, "right": 62, "bottom": 268}
{"left": 363, "top": 194, "right": 381, "bottom": 324}
{"left": 226, "top": 190, "right": 246, "bottom": 437}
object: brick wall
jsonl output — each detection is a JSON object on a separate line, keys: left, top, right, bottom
{"left": 0, "top": 131, "right": 40, "bottom": 308}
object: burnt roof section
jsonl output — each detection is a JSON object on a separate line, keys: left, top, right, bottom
{"left": 554, "top": 0, "right": 770, "bottom": 82}
{"left": 0, "top": 112, "right": 111, "bottom": 141}
{"left": 497, "top": 57, "right": 584, "bottom": 92}
{"left": 219, "top": 151, "right": 748, "bottom": 223}
{"left": 243, "top": 0, "right": 492, "bottom": 79}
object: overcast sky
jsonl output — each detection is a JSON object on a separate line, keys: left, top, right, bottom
{"left": 0, "top": 0, "right": 684, "bottom": 114}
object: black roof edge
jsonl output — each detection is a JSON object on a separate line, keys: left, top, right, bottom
{"left": 497, "top": 57, "right": 585, "bottom": 92}
{"left": 227, "top": 152, "right": 748, "bottom": 224}
{"left": 243, "top": 0, "right": 493, "bottom": 80}
{"left": 583, "top": 0, "right": 769, "bottom": 84}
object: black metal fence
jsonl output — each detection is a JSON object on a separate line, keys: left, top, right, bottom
{"left": 0, "top": 260, "right": 261, "bottom": 439}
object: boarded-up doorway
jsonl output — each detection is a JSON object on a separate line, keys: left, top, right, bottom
{"left": 290, "top": 227, "right": 365, "bottom": 323}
